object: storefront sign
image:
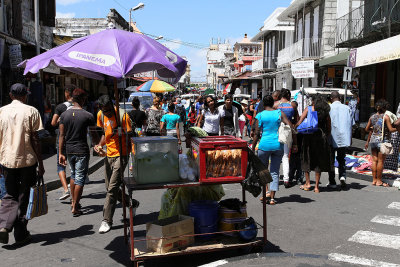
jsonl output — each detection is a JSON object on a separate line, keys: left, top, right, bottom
{"left": 348, "top": 34, "right": 400, "bottom": 68}
{"left": 291, "top": 60, "right": 314, "bottom": 78}
{"left": 9, "top": 44, "right": 22, "bottom": 69}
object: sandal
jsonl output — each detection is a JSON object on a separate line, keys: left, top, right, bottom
{"left": 259, "top": 191, "right": 271, "bottom": 201}
{"left": 72, "top": 210, "right": 83, "bottom": 217}
{"left": 300, "top": 185, "right": 312, "bottom": 191}
{"left": 268, "top": 199, "right": 277, "bottom": 205}
{"left": 376, "top": 182, "right": 390, "bottom": 187}
{"left": 314, "top": 188, "right": 320, "bottom": 193}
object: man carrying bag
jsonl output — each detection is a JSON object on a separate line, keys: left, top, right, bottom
{"left": 0, "top": 83, "right": 45, "bottom": 245}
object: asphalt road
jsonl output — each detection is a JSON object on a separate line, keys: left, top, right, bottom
{"left": 1, "top": 164, "right": 399, "bottom": 267}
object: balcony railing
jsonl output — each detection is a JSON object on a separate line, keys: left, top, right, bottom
{"left": 336, "top": 4, "right": 364, "bottom": 47}
{"left": 277, "top": 38, "right": 322, "bottom": 67}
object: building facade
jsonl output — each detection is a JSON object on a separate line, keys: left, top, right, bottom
{"left": 0, "top": 0, "right": 55, "bottom": 106}
{"left": 251, "top": 8, "right": 295, "bottom": 93}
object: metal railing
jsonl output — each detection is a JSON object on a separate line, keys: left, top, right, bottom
{"left": 336, "top": 4, "right": 364, "bottom": 46}
{"left": 277, "top": 38, "right": 321, "bottom": 66}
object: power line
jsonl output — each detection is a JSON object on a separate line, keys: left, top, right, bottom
{"left": 112, "top": 0, "right": 129, "bottom": 11}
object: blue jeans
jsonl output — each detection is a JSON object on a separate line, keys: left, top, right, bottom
{"left": 67, "top": 154, "right": 89, "bottom": 187}
{"left": 258, "top": 149, "right": 283, "bottom": 192}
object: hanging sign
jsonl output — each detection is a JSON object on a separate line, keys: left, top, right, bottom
{"left": 291, "top": 60, "right": 314, "bottom": 78}
{"left": 9, "top": 44, "right": 22, "bottom": 69}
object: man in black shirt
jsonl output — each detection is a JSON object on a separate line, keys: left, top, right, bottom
{"left": 127, "top": 97, "right": 147, "bottom": 134}
{"left": 59, "top": 89, "right": 95, "bottom": 217}
{"left": 51, "top": 85, "right": 75, "bottom": 201}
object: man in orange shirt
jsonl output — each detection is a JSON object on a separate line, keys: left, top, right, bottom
{"left": 94, "top": 95, "right": 132, "bottom": 234}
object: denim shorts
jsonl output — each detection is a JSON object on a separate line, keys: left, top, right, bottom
{"left": 370, "top": 142, "right": 380, "bottom": 151}
{"left": 57, "top": 147, "right": 66, "bottom": 173}
{"left": 67, "top": 154, "right": 89, "bottom": 187}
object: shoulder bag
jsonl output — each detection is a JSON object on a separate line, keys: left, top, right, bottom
{"left": 380, "top": 117, "right": 393, "bottom": 155}
{"left": 297, "top": 105, "right": 319, "bottom": 134}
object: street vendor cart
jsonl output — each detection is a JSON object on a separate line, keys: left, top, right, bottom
{"left": 121, "top": 136, "right": 268, "bottom": 267}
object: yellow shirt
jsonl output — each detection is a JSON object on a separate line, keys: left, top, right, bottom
{"left": 0, "top": 100, "right": 43, "bottom": 168}
{"left": 97, "top": 109, "right": 132, "bottom": 157}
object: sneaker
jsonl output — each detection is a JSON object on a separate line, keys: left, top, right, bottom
{"left": 326, "top": 183, "right": 337, "bottom": 189}
{"left": 59, "top": 190, "right": 70, "bottom": 200}
{"left": 99, "top": 221, "right": 112, "bottom": 234}
{"left": 340, "top": 177, "right": 347, "bottom": 188}
{"left": 284, "top": 181, "right": 290, "bottom": 188}
{"left": 85, "top": 176, "right": 90, "bottom": 185}
{"left": 0, "top": 228, "right": 9, "bottom": 244}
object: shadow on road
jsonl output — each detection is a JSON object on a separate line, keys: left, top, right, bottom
{"left": 104, "top": 236, "right": 132, "bottom": 266}
{"left": 82, "top": 192, "right": 107, "bottom": 200}
{"left": 277, "top": 194, "right": 315, "bottom": 204}
{"left": 81, "top": 204, "right": 103, "bottom": 216}
{"left": 2, "top": 225, "right": 96, "bottom": 247}
{"left": 142, "top": 240, "right": 284, "bottom": 267}
{"left": 133, "top": 212, "right": 159, "bottom": 226}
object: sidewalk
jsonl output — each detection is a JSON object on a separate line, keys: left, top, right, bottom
{"left": 345, "top": 138, "right": 400, "bottom": 188}
{"left": 42, "top": 150, "right": 104, "bottom": 192}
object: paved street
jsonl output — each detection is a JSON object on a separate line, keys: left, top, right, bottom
{"left": 1, "top": 164, "right": 399, "bottom": 267}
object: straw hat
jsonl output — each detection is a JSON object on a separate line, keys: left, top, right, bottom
{"left": 241, "top": 99, "right": 248, "bottom": 105}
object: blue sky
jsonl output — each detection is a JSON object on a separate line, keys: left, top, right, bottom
{"left": 56, "top": 0, "right": 292, "bottom": 82}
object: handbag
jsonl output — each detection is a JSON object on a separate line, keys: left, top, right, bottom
{"left": 297, "top": 106, "right": 318, "bottom": 134}
{"left": 278, "top": 122, "right": 292, "bottom": 147}
{"left": 380, "top": 120, "right": 393, "bottom": 155}
{"left": 26, "top": 175, "right": 48, "bottom": 220}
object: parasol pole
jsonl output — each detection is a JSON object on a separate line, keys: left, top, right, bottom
{"left": 113, "top": 78, "right": 128, "bottom": 238}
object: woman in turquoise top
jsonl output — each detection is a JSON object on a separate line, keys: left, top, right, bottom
{"left": 160, "top": 103, "right": 181, "bottom": 144}
{"left": 252, "top": 94, "right": 296, "bottom": 205}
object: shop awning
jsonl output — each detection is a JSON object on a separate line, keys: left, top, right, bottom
{"left": 348, "top": 34, "right": 400, "bottom": 68}
{"left": 319, "top": 51, "right": 350, "bottom": 67}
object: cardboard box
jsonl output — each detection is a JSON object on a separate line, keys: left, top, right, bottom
{"left": 146, "top": 215, "right": 194, "bottom": 254}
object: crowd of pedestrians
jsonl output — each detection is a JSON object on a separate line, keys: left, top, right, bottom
{"left": 0, "top": 81, "right": 399, "bottom": 245}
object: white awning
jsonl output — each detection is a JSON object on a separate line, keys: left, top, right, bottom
{"left": 348, "top": 34, "right": 400, "bottom": 68}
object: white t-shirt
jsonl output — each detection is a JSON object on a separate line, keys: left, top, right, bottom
{"left": 202, "top": 109, "right": 222, "bottom": 134}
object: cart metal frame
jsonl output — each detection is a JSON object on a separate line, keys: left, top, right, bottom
{"left": 122, "top": 178, "right": 267, "bottom": 267}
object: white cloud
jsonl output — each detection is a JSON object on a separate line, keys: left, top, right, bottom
{"left": 56, "top": 12, "right": 75, "bottom": 18}
{"left": 57, "top": 0, "right": 91, "bottom": 6}
{"left": 162, "top": 39, "right": 182, "bottom": 51}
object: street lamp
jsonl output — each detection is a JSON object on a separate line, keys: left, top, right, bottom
{"left": 129, "top": 3, "right": 145, "bottom": 32}
{"left": 155, "top": 35, "right": 163, "bottom": 41}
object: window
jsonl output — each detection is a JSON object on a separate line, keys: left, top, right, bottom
{"left": 297, "top": 17, "right": 303, "bottom": 41}
{"left": 271, "top": 36, "right": 275, "bottom": 58}
{"left": 313, "top": 6, "right": 319, "bottom": 41}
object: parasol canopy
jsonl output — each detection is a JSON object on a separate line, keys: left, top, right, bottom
{"left": 137, "top": 80, "right": 175, "bottom": 93}
{"left": 18, "top": 29, "right": 187, "bottom": 82}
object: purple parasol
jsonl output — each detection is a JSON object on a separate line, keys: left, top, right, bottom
{"left": 18, "top": 29, "right": 187, "bottom": 81}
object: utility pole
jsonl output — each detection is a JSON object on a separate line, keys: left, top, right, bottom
{"left": 34, "top": 0, "right": 40, "bottom": 56}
